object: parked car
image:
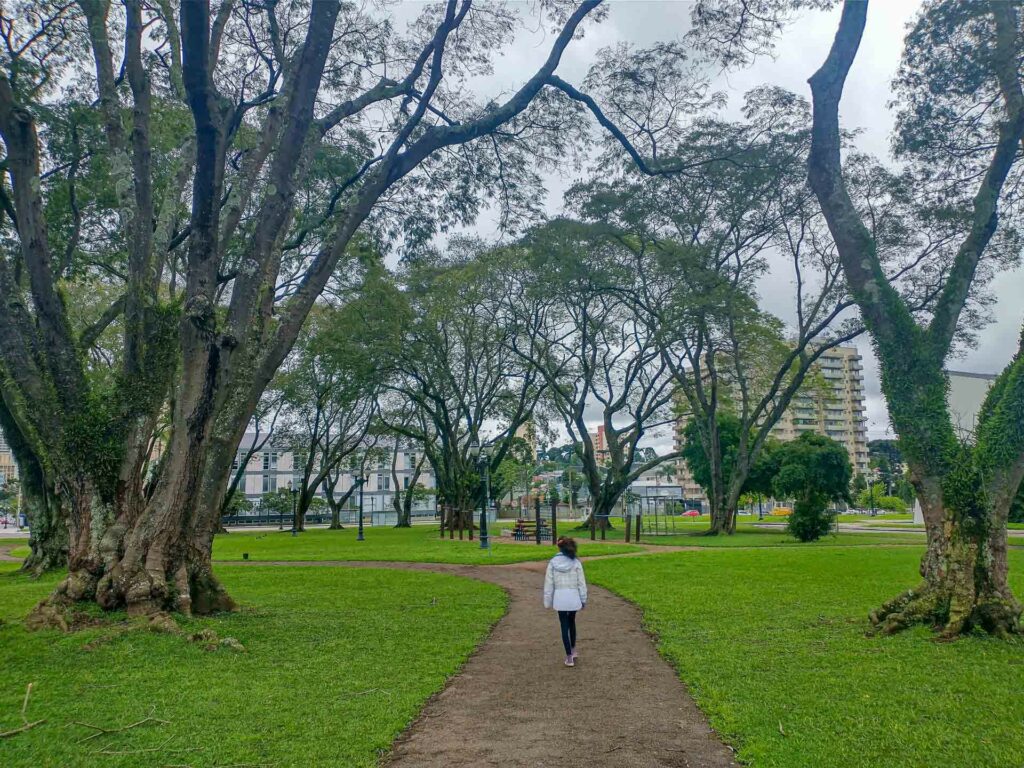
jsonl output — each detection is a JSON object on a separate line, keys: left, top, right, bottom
{"left": 770, "top": 507, "right": 792, "bottom": 517}
{"left": 682, "top": 509, "right": 701, "bottom": 517}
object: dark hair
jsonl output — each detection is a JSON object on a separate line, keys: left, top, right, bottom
{"left": 556, "top": 536, "right": 577, "bottom": 559}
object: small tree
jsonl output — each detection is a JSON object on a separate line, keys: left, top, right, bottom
{"left": 222, "top": 494, "right": 254, "bottom": 518}
{"left": 856, "top": 487, "right": 908, "bottom": 513}
{"left": 258, "top": 490, "right": 293, "bottom": 521}
{"left": 773, "top": 433, "right": 852, "bottom": 542}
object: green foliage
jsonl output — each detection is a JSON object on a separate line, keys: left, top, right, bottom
{"left": 744, "top": 438, "right": 781, "bottom": 497}
{"left": 63, "top": 301, "right": 180, "bottom": 501}
{"left": 1010, "top": 484, "right": 1024, "bottom": 524}
{"left": 222, "top": 494, "right": 253, "bottom": 517}
{"left": 939, "top": 443, "right": 988, "bottom": 532}
{"left": 540, "top": 442, "right": 582, "bottom": 466}
{"left": 488, "top": 436, "right": 535, "bottom": 502}
{"left": 258, "top": 489, "right": 294, "bottom": 517}
{"left": 681, "top": 414, "right": 779, "bottom": 499}
{"left": 855, "top": 485, "right": 908, "bottom": 513}
{"left": 783, "top": 497, "right": 831, "bottom": 542}
{"left": 772, "top": 433, "right": 851, "bottom": 542}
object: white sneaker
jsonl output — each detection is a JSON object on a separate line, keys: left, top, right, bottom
{"left": 564, "top": 655, "right": 575, "bottom": 667}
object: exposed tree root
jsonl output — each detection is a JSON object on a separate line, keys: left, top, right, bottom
{"left": 869, "top": 583, "right": 1022, "bottom": 639}
{"left": 25, "top": 596, "right": 107, "bottom": 633}
{"left": 29, "top": 561, "right": 237, "bottom": 627}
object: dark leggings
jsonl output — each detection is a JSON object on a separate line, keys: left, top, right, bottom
{"left": 557, "top": 610, "right": 577, "bottom": 655}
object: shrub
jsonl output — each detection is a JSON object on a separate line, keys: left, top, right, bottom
{"left": 787, "top": 495, "right": 836, "bottom": 542}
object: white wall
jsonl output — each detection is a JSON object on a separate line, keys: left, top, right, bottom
{"left": 947, "top": 371, "right": 997, "bottom": 442}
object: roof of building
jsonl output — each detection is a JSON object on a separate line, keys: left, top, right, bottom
{"left": 946, "top": 369, "right": 998, "bottom": 381}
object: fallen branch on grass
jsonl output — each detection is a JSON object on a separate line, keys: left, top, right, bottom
{"left": 0, "top": 719, "right": 46, "bottom": 738}
{"left": 94, "top": 736, "right": 176, "bottom": 755}
{"left": 74, "top": 714, "right": 170, "bottom": 743}
{"left": 0, "top": 682, "right": 45, "bottom": 739}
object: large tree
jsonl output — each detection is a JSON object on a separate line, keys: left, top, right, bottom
{"left": 384, "top": 248, "right": 545, "bottom": 536}
{"left": 802, "top": 0, "right": 1024, "bottom": 635}
{"left": 501, "top": 221, "right": 682, "bottom": 532}
{"left": 560, "top": 89, "right": 862, "bottom": 535}
{"left": 680, "top": 413, "right": 781, "bottom": 512}
{"left": 0, "top": 0, "right": 606, "bottom": 620}
{"left": 278, "top": 299, "right": 381, "bottom": 532}
{"left": 553, "top": 29, "right": 977, "bottom": 541}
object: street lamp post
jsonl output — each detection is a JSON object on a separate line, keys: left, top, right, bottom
{"left": 869, "top": 469, "right": 878, "bottom": 517}
{"left": 290, "top": 482, "right": 298, "bottom": 536}
{"left": 278, "top": 481, "right": 287, "bottom": 531}
{"left": 470, "top": 440, "right": 490, "bottom": 550}
{"left": 356, "top": 475, "right": 366, "bottom": 541}
{"left": 568, "top": 465, "right": 574, "bottom": 519}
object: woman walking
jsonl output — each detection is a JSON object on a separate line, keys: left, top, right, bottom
{"left": 543, "top": 536, "right": 588, "bottom": 667}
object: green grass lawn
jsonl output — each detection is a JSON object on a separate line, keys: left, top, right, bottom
{"left": 211, "top": 524, "right": 640, "bottom": 563}
{"left": 0, "top": 562, "right": 505, "bottom": 767}
{"left": 639, "top": 524, "right": 927, "bottom": 548}
{"left": 587, "top": 546, "right": 1024, "bottom": 768}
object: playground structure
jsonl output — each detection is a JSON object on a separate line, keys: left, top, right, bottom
{"left": 629, "top": 496, "right": 688, "bottom": 536}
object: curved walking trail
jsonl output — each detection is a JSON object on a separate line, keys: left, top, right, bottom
{"left": 224, "top": 555, "right": 736, "bottom": 768}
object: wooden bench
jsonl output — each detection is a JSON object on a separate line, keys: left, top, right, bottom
{"left": 512, "top": 517, "right": 551, "bottom": 541}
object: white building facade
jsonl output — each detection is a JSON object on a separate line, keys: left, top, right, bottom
{"left": 0, "top": 431, "right": 17, "bottom": 486}
{"left": 231, "top": 434, "right": 437, "bottom": 519}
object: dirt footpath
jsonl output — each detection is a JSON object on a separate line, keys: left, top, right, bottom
{"left": 386, "top": 560, "right": 736, "bottom": 768}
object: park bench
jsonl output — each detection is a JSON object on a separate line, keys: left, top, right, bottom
{"left": 512, "top": 517, "right": 551, "bottom": 541}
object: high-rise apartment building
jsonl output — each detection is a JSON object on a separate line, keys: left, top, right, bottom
{"left": 768, "top": 345, "right": 869, "bottom": 476}
{"left": 672, "top": 344, "right": 870, "bottom": 502}
{"left": 587, "top": 425, "right": 610, "bottom": 465}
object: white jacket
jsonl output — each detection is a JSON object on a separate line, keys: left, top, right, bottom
{"left": 543, "top": 554, "right": 588, "bottom": 611}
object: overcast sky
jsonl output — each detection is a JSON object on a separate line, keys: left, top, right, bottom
{"left": 408, "top": 0, "right": 1024, "bottom": 446}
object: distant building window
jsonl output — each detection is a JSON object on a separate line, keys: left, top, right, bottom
{"left": 262, "top": 474, "right": 277, "bottom": 493}
{"left": 404, "top": 476, "right": 410, "bottom": 490}
{"left": 263, "top": 452, "right": 278, "bottom": 471}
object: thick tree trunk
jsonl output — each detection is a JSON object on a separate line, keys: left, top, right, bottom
{"left": 34, "top": 380, "right": 238, "bottom": 623}
{"left": 394, "top": 493, "right": 413, "bottom": 528}
{"left": 0, "top": 393, "right": 68, "bottom": 572}
{"left": 870, "top": 477, "right": 1020, "bottom": 638}
{"left": 705, "top": 487, "right": 736, "bottom": 535}
{"left": 328, "top": 501, "right": 343, "bottom": 530}
{"left": 20, "top": 475, "right": 67, "bottom": 575}
{"left": 294, "top": 491, "right": 311, "bottom": 533}
{"left": 324, "top": 482, "right": 354, "bottom": 530}
{"left": 577, "top": 496, "right": 616, "bottom": 533}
